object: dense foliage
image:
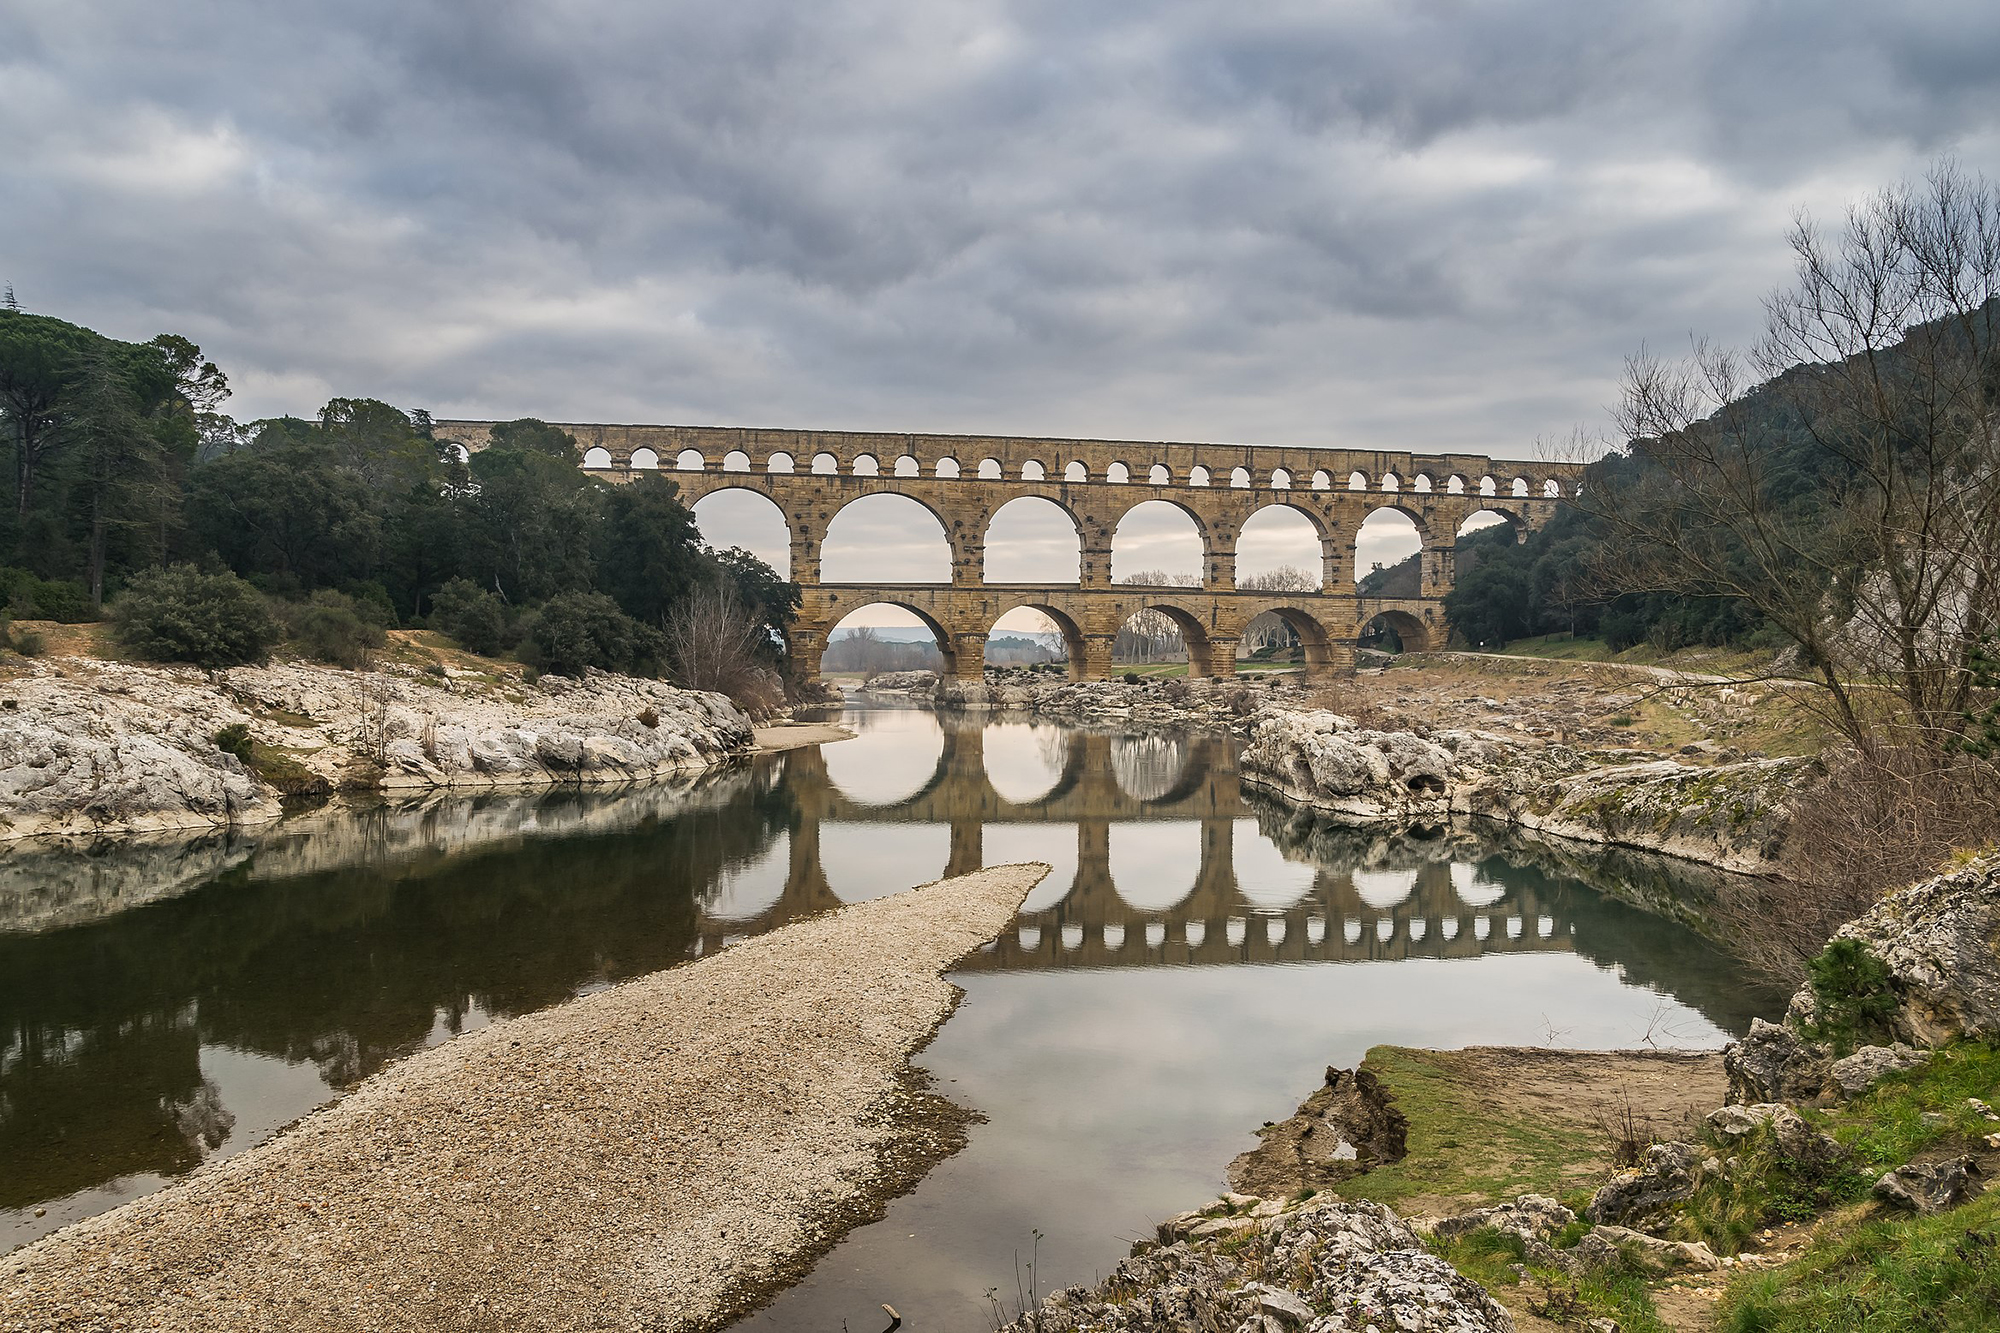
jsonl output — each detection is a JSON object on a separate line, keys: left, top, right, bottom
{"left": 0, "top": 307, "right": 797, "bottom": 682}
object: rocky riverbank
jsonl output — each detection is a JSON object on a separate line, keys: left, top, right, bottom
{"left": 0, "top": 863, "right": 1048, "bottom": 1333}
{"left": 0, "top": 655, "right": 756, "bottom": 841}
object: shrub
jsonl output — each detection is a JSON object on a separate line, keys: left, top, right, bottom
{"left": 661, "top": 583, "right": 784, "bottom": 713}
{"left": 1803, "top": 938, "right": 1900, "bottom": 1053}
{"left": 212, "top": 722, "right": 254, "bottom": 761}
{"left": 1123, "top": 671, "right": 1142, "bottom": 684}
{"left": 280, "top": 590, "right": 387, "bottom": 668}
{"left": 112, "top": 565, "right": 280, "bottom": 668}
{"left": 525, "top": 592, "right": 662, "bottom": 678}
{"left": 211, "top": 720, "right": 329, "bottom": 795}
{"left": 428, "top": 577, "right": 513, "bottom": 657}
{"left": 0, "top": 567, "right": 92, "bottom": 623}
{"left": 13, "top": 631, "right": 44, "bottom": 657}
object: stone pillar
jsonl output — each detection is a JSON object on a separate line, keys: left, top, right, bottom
{"left": 950, "top": 631, "right": 988, "bottom": 683}
{"left": 1078, "top": 634, "right": 1116, "bottom": 681}
{"left": 946, "top": 817, "right": 983, "bottom": 878}
{"left": 790, "top": 528, "right": 822, "bottom": 585}
{"left": 1081, "top": 544, "right": 1114, "bottom": 589}
{"left": 951, "top": 540, "right": 986, "bottom": 587}
{"left": 1321, "top": 536, "right": 1349, "bottom": 592}
{"left": 788, "top": 626, "right": 828, "bottom": 683}
{"left": 1205, "top": 635, "right": 1240, "bottom": 677}
{"left": 1421, "top": 546, "right": 1451, "bottom": 600}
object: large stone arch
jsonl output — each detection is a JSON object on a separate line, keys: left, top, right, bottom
{"left": 986, "top": 601, "right": 1086, "bottom": 669}
{"left": 1121, "top": 598, "right": 1219, "bottom": 676}
{"left": 822, "top": 492, "right": 954, "bottom": 583}
{"left": 1235, "top": 501, "right": 1328, "bottom": 591}
{"left": 689, "top": 485, "right": 791, "bottom": 577}
{"left": 1359, "top": 607, "right": 1433, "bottom": 654}
{"left": 1253, "top": 604, "right": 1340, "bottom": 677}
{"left": 816, "top": 599, "right": 962, "bottom": 678}
{"left": 983, "top": 494, "right": 1083, "bottom": 584}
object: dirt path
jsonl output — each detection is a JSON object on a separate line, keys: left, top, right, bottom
{"left": 1, "top": 863, "right": 1047, "bottom": 1333}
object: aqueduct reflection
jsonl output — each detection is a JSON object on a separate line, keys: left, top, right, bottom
{"left": 693, "top": 715, "right": 1584, "bottom": 970}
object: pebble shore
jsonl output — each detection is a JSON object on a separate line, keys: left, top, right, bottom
{"left": 1, "top": 863, "right": 1047, "bottom": 1332}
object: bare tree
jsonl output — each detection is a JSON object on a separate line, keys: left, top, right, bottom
{"left": 1589, "top": 160, "right": 2000, "bottom": 754}
{"left": 662, "top": 581, "right": 785, "bottom": 714}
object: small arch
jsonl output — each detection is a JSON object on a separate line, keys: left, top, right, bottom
{"left": 673, "top": 448, "right": 704, "bottom": 471}
{"left": 1064, "top": 461, "right": 1087, "bottom": 482}
{"left": 974, "top": 457, "right": 1000, "bottom": 480}
{"left": 1348, "top": 471, "right": 1368, "bottom": 491}
{"left": 1542, "top": 477, "right": 1562, "bottom": 498}
{"left": 1479, "top": 475, "right": 1497, "bottom": 496}
{"left": 893, "top": 454, "right": 920, "bottom": 477}
{"left": 985, "top": 496, "right": 1081, "bottom": 583}
{"left": 1270, "top": 468, "right": 1292, "bottom": 490}
{"left": 936, "top": 456, "right": 961, "bottom": 478}
{"left": 1511, "top": 476, "right": 1530, "bottom": 497}
{"left": 1229, "top": 467, "right": 1251, "bottom": 489}
{"left": 1311, "top": 470, "right": 1331, "bottom": 491}
{"left": 1380, "top": 472, "right": 1400, "bottom": 492}
{"left": 1411, "top": 472, "right": 1433, "bottom": 493}
{"left": 1188, "top": 465, "right": 1210, "bottom": 487}
{"left": 582, "top": 446, "right": 613, "bottom": 469}
{"left": 811, "top": 451, "right": 839, "bottom": 475}
{"left": 1148, "top": 463, "right": 1170, "bottom": 485}
{"left": 852, "top": 453, "right": 880, "bottom": 477}
{"left": 767, "top": 451, "right": 795, "bottom": 473}
{"left": 1446, "top": 474, "right": 1465, "bottom": 494}
{"left": 1360, "top": 608, "right": 1433, "bottom": 655}
{"left": 721, "top": 449, "right": 752, "bottom": 473}
{"left": 630, "top": 447, "right": 660, "bottom": 470}
{"left": 1021, "top": 459, "right": 1046, "bottom": 481}
{"left": 1107, "top": 461, "right": 1131, "bottom": 484}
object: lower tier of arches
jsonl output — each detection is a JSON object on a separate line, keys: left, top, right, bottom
{"left": 795, "top": 585, "right": 1443, "bottom": 682}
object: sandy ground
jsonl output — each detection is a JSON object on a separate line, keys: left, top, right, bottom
{"left": 752, "top": 721, "right": 856, "bottom": 751}
{"left": 0, "top": 863, "right": 1048, "bottom": 1333}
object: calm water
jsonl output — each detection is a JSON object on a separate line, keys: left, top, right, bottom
{"left": 1, "top": 701, "right": 1777, "bottom": 1327}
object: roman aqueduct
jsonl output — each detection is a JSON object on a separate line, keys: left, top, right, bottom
{"left": 435, "top": 421, "right": 1579, "bottom": 680}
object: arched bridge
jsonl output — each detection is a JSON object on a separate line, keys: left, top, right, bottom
{"left": 434, "top": 420, "right": 1580, "bottom": 679}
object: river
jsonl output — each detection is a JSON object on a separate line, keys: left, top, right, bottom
{"left": 0, "top": 700, "right": 1779, "bottom": 1327}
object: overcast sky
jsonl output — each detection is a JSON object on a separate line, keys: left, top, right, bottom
{"left": 8, "top": 1, "right": 2000, "bottom": 627}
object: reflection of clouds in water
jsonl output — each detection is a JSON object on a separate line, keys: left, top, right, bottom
{"left": 1353, "top": 869, "right": 1418, "bottom": 909}
{"left": 982, "top": 723, "right": 1068, "bottom": 804}
{"left": 1110, "top": 820, "right": 1199, "bottom": 911}
{"left": 822, "top": 823, "right": 949, "bottom": 903}
{"left": 702, "top": 831, "right": 789, "bottom": 922}
{"left": 1451, "top": 862, "right": 1508, "bottom": 908}
{"left": 1231, "top": 818, "right": 1316, "bottom": 911}
{"left": 1111, "top": 734, "right": 1188, "bottom": 802}
{"left": 822, "top": 710, "right": 943, "bottom": 805}
{"left": 983, "top": 823, "right": 1078, "bottom": 912}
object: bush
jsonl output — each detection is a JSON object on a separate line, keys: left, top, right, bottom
{"left": 1804, "top": 939, "right": 1899, "bottom": 1053}
{"left": 1123, "top": 671, "right": 1141, "bottom": 684}
{"left": 280, "top": 590, "right": 388, "bottom": 668}
{"left": 661, "top": 583, "right": 784, "bottom": 713}
{"left": 524, "top": 592, "right": 662, "bottom": 678}
{"left": 428, "top": 577, "right": 514, "bottom": 657}
{"left": 112, "top": 565, "right": 280, "bottom": 668}
{"left": 13, "top": 630, "right": 45, "bottom": 657}
{"left": 211, "top": 721, "right": 329, "bottom": 795}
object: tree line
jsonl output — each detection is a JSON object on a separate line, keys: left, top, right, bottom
{"left": 0, "top": 308, "right": 795, "bottom": 695}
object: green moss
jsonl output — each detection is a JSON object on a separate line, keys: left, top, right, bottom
{"left": 1436, "top": 1227, "right": 1670, "bottom": 1333}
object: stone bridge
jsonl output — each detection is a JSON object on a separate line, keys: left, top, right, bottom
{"left": 434, "top": 420, "right": 1580, "bottom": 679}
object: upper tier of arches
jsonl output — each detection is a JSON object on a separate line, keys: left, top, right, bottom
{"left": 448, "top": 421, "right": 1582, "bottom": 499}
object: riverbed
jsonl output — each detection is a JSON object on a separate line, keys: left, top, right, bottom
{"left": 1, "top": 700, "right": 1780, "bottom": 1327}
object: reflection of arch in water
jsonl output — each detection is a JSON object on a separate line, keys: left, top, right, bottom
{"left": 1109, "top": 820, "right": 1200, "bottom": 911}
{"left": 981, "top": 721, "right": 1071, "bottom": 805}
{"left": 1231, "top": 818, "right": 1316, "bottom": 911}
{"left": 820, "top": 822, "right": 949, "bottom": 903}
{"left": 819, "top": 708, "right": 946, "bottom": 806}
{"left": 1353, "top": 868, "right": 1418, "bottom": 909}
{"left": 983, "top": 822, "right": 1078, "bottom": 912}
{"left": 702, "top": 831, "right": 790, "bottom": 921}
{"left": 1110, "top": 733, "right": 1192, "bottom": 802}
{"left": 1451, "top": 862, "right": 1508, "bottom": 907}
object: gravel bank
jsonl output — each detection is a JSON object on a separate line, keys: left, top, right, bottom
{"left": 0, "top": 863, "right": 1048, "bottom": 1333}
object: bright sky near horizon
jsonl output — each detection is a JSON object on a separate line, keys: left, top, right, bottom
{"left": 8, "top": 3, "right": 2000, "bottom": 627}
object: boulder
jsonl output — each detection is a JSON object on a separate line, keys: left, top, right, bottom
{"left": 1829, "top": 1044, "right": 1931, "bottom": 1099}
{"left": 1431, "top": 1194, "right": 1576, "bottom": 1244}
{"left": 1873, "top": 1156, "right": 1985, "bottom": 1214}
{"left": 1793, "top": 855, "right": 2000, "bottom": 1046}
{"left": 1724, "top": 1018, "right": 1833, "bottom": 1105}
{"left": 1572, "top": 1224, "right": 1721, "bottom": 1274}
{"left": 1585, "top": 1142, "right": 1702, "bottom": 1230}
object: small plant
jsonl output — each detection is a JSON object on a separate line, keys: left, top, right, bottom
{"left": 1123, "top": 671, "right": 1142, "bottom": 684}
{"left": 212, "top": 722, "right": 255, "bottom": 761}
{"left": 1609, "top": 713, "right": 1636, "bottom": 727}
{"left": 12, "top": 629, "right": 45, "bottom": 657}
{"left": 1804, "top": 938, "right": 1899, "bottom": 1053}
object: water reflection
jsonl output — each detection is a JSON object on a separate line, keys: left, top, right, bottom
{"left": 2, "top": 701, "right": 1779, "bottom": 1257}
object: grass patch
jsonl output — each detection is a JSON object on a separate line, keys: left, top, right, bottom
{"left": 213, "top": 722, "right": 330, "bottom": 796}
{"left": 1831, "top": 1041, "right": 2000, "bottom": 1172}
{"left": 1437, "top": 1227, "right": 1670, "bottom": 1333}
{"left": 1719, "top": 1190, "right": 2000, "bottom": 1333}
{"left": 1336, "top": 1048, "right": 1609, "bottom": 1212}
